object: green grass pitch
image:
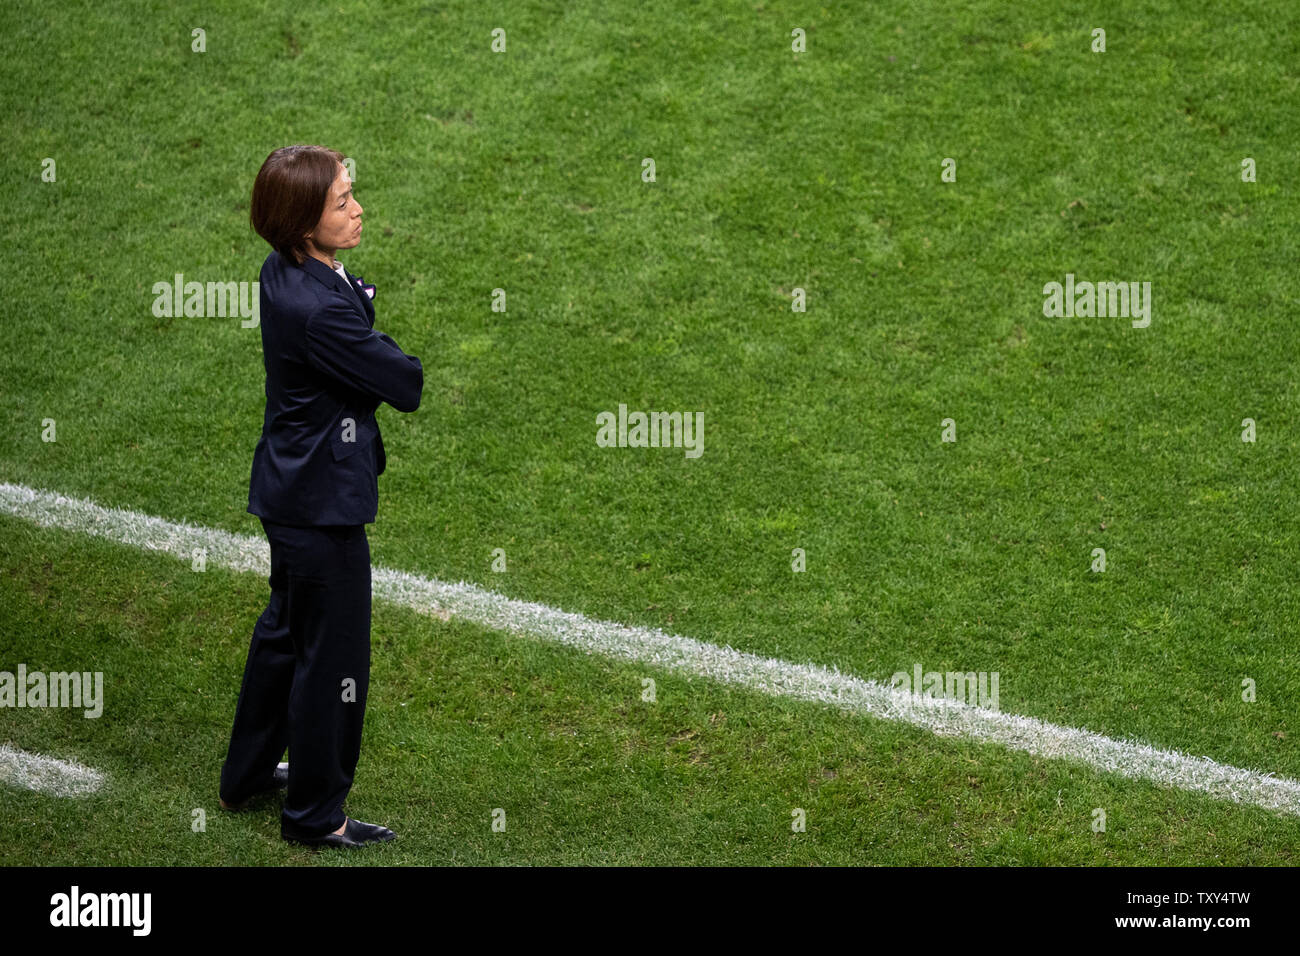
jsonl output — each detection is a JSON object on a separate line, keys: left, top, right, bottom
{"left": 1, "top": 0, "right": 1298, "bottom": 864}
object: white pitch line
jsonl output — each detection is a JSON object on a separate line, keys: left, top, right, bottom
{"left": 0, "top": 743, "right": 104, "bottom": 796}
{"left": 3, "top": 479, "right": 1300, "bottom": 816}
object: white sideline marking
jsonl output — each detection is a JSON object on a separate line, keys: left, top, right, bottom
{"left": 0, "top": 743, "right": 104, "bottom": 796}
{"left": 3, "top": 480, "right": 1300, "bottom": 816}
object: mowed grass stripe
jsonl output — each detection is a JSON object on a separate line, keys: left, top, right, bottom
{"left": 3, "top": 479, "right": 1299, "bottom": 819}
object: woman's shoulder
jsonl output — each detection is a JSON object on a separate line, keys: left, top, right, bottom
{"left": 259, "top": 251, "right": 361, "bottom": 321}
{"left": 259, "top": 249, "right": 294, "bottom": 277}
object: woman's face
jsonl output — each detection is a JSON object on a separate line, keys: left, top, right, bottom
{"left": 307, "top": 163, "right": 363, "bottom": 255}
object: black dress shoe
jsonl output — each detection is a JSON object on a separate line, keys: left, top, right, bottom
{"left": 282, "top": 817, "right": 397, "bottom": 849}
{"left": 220, "top": 762, "right": 290, "bottom": 811}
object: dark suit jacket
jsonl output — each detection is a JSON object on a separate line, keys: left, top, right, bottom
{"left": 248, "top": 250, "right": 423, "bottom": 526}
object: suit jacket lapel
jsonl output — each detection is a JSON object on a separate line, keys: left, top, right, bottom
{"left": 300, "top": 255, "right": 374, "bottom": 328}
{"left": 343, "top": 266, "right": 376, "bottom": 328}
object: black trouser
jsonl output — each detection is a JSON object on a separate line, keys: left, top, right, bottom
{"left": 220, "top": 518, "right": 372, "bottom": 839}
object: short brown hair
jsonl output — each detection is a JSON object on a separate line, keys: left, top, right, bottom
{"left": 250, "top": 145, "right": 346, "bottom": 265}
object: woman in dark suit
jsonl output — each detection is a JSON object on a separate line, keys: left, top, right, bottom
{"left": 219, "top": 145, "right": 423, "bottom": 849}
